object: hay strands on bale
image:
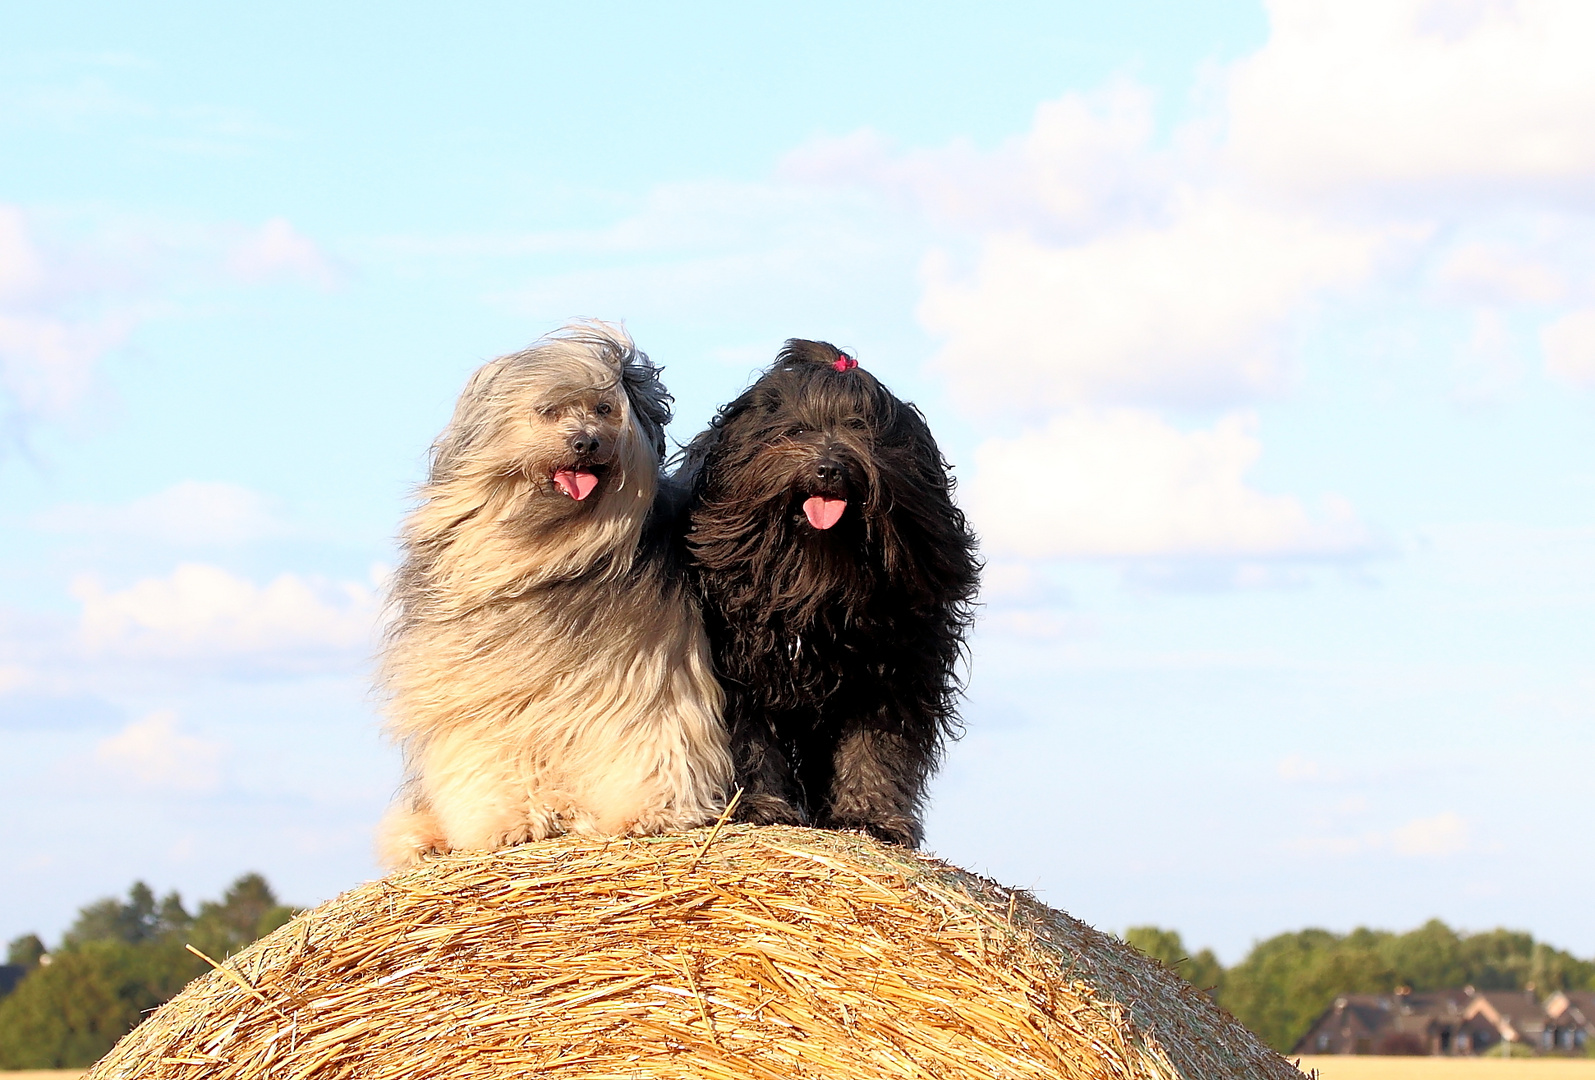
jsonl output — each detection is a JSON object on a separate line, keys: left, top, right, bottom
{"left": 86, "top": 825, "right": 1306, "bottom": 1080}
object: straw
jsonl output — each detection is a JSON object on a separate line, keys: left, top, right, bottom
{"left": 84, "top": 825, "right": 1306, "bottom": 1080}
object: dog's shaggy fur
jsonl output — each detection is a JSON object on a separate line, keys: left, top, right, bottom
{"left": 376, "top": 323, "right": 730, "bottom": 869}
{"left": 676, "top": 340, "right": 980, "bottom": 847}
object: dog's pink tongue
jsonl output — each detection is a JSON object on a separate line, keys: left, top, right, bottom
{"left": 553, "top": 470, "right": 598, "bottom": 501}
{"left": 803, "top": 496, "right": 847, "bottom": 530}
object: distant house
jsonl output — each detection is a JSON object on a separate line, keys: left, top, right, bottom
{"left": 1293, "top": 986, "right": 1595, "bottom": 1056}
{"left": 1294, "top": 990, "right": 1471, "bottom": 1055}
{"left": 1461, "top": 991, "right": 1548, "bottom": 1053}
{"left": 1544, "top": 991, "right": 1595, "bottom": 1054}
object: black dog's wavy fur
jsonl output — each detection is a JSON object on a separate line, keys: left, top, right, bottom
{"left": 676, "top": 340, "right": 981, "bottom": 846}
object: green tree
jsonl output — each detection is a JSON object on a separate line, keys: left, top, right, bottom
{"left": 1124, "top": 926, "right": 1186, "bottom": 967}
{"left": 187, "top": 873, "right": 294, "bottom": 958}
{"left": 157, "top": 892, "right": 194, "bottom": 939}
{"left": 1215, "top": 919, "right": 1595, "bottom": 1053}
{"left": 1378, "top": 918, "right": 1465, "bottom": 989}
{"left": 0, "top": 872, "right": 296, "bottom": 1069}
{"left": 1222, "top": 928, "right": 1394, "bottom": 1052}
{"left": 5, "top": 935, "right": 46, "bottom": 970}
{"left": 0, "top": 939, "right": 204, "bottom": 1068}
{"left": 1528, "top": 941, "right": 1595, "bottom": 994}
{"left": 1458, "top": 928, "right": 1538, "bottom": 990}
{"left": 59, "top": 882, "right": 194, "bottom": 950}
{"left": 59, "top": 886, "right": 154, "bottom": 948}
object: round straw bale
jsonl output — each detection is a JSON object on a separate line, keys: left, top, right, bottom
{"left": 85, "top": 825, "right": 1303, "bottom": 1080}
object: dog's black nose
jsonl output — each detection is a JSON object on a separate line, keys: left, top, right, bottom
{"left": 570, "top": 430, "right": 603, "bottom": 456}
{"left": 815, "top": 460, "right": 845, "bottom": 484}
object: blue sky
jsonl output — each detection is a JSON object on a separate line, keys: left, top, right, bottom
{"left": 4, "top": 0, "right": 1593, "bottom": 963}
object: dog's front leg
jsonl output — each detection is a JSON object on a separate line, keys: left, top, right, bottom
{"left": 820, "top": 723, "right": 932, "bottom": 848}
{"left": 728, "top": 709, "right": 809, "bottom": 827}
{"left": 375, "top": 792, "right": 450, "bottom": 869}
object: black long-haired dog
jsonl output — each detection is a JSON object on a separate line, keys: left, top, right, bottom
{"left": 676, "top": 340, "right": 980, "bottom": 846}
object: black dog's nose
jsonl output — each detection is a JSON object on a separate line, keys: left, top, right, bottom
{"left": 815, "top": 460, "right": 845, "bottom": 484}
{"left": 570, "top": 430, "right": 603, "bottom": 456}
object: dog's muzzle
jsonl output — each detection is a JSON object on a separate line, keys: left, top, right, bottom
{"left": 551, "top": 429, "right": 613, "bottom": 501}
{"left": 569, "top": 428, "right": 604, "bottom": 457}
{"left": 802, "top": 457, "right": 849, "bottom": 530}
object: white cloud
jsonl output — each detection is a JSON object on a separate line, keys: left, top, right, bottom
{"left": 1277, "top": 754, "right": 1330, "bottom": 782}
{"left": 73, "top": 563, "right": 379, "bottom": 669}
{"left": 789, "top": 84, "right": 1387, "bottom": 417}
{"left": 1226, "top": 0, "right": 1595, "bottom": 197}
{"left": 781, "top": 82, "right": 1161, "bottom": 238}
{"left": 1541, "top": 308, "right": 1595, "bottom": 386}
{"left": 0, "top": 310, "right": 129, "bottom": 418}
{"left": 919, "top": 194, "right": 1383, "bottom": 413}
{"left": 1453, "top": 308, "right": 1524, "bottom": 403}
{"left": 475, "top": 178, "right": 923, "bottom": 329}
{"left": 1389, "top": 811, "right": 1470, "bottom": 856}
{"left": 2, "top": 206, "right": 342, "bottom": 436}
{"left": 0, "top": 663, "right": 28, "bottom": 694}
{"left": 0, "top": 205, "right": 135, "bottom": 426}
{"left": 781, "top": 0, "right": 1595, "bottom": 430}
{"left": 227, "top": 217, "right": 340, "bottom": 289}
{"left": 1433, "top": 242, "right": 1567, "bottom": 305}
{"left": 0, "top": 207, "right": 45, "bottom": 294}
{"left": 1289, "top": 811, "right": 1471, "bottom": 858}
{"left": 35, "top": 480, "right": 288, "bottom": 545}
{"left": 94, "top": 709, "right": 222, "bottom": 793}
{"left": 968, "top": 409, "right": 1370, "bottom": 559}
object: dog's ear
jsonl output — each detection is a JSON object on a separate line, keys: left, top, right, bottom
{"left": 879, "top": 397, "right": 983, "bottom": 605}
{"left": 619, "top": 350, "right": 672, "bottom": 462}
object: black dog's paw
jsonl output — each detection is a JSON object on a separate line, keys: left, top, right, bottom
{"left": 734, "top": 792, "right": 809, "bottom": 827}
{"left": 824, "top": 813, "right": 923, "bottom": 849}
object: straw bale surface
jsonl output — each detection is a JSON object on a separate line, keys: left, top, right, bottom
{"left": 85, "top": 826, "right": 1303, "bottom": 1080}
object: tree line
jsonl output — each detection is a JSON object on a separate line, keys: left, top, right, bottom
{"left": 6, "top": 876, "right": 1593, "bottom": 1066}
{"left": 0, "top": 875, "right": 295, "bottom": 1069}
{"left": 1123, "top": 920, "right": 1595, "bottom": 1053}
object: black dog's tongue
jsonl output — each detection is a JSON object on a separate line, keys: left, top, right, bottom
{"left": 803, "top": 497, "right": 847, "bottom": 529}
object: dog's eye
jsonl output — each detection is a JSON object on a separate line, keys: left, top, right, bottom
{"left": 786, "top": 425, "right": 807, "bottom": 437}
{"left": 595, "top": 402, "right": 613, "bottom": 416}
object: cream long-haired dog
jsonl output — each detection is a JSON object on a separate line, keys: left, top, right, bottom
{"left": 375, "top": 323, "right": 731, "bottom": 868}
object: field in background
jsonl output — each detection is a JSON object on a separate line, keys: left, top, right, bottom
{"left": 1298, "top": 1058, "right": 1595, "bottom": 1079}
